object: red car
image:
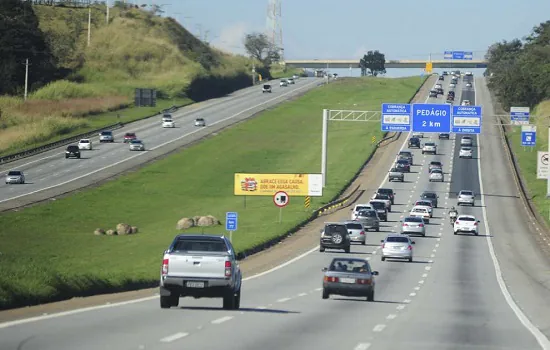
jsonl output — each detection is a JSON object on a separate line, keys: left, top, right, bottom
{"left": 123, "top": 132, "right": 137, "bottom": 143}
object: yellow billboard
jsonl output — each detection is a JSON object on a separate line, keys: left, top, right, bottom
{"left": 425, "top": 62, "right": 433, "bottom": 73}
{"left": 234, "top": 173, "right": 323, "bottom": 197}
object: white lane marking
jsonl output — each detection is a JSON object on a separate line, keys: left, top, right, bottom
{"left": 160, "top": 332, "right": 189, "bottom": 343}
{"left": 414, "top": 286, "right": 421, "bottom": 290}
{"left": 403, "top": 299, "right": 411, "bottom": 303}
{"left": 436, "top": 238, "right": 441, "bottom": 241}
{"left": 354, "top": 343, "right": 371, "bottom": 350}
{"left": 418, "top": 280, "right": 424, "bottom": 284}
{"left": 277, "top": 297, "right": 291, "bottom": 303}
{"left": 428, "top": 259, "right": 433, "bottom": 263}
{"left": 396, "top": 304, "right": 406, "bottom": 310}
{"left": 315, "top": 287, "right": 323, "bottom": 291}
{"left": 430, "top": 254, "right": 435, "bottom": 258}
{"left": 256, "top": 306, "right": 267, "bottom": 309}
{"left": 409, "top": 292, "right": 416, "bottom": 297}
{"left": 425, "top": 266, "right": 431, "bottom": 270}
{"left": 386, "top": 314, "right": 397, "bottom": 320}
{"left": 474, "top": 84, "right": 550, "bottom": 350}
{"left": 0, "top": 80, "right": 321, "bottom": 203}
{"left": 373, "top": 324, "right": 386, "bottom": 332}
{"left": 211, "top": 316, "right": 233, "bottom": 324}
{"left": 435, "top": 243, "right": 440, "bottom": 248}
{"left": 297, "top": 292, "right": 307, "bottom": 297}
{"left": 422, "top": 273, "right": 428, "bottom": 278}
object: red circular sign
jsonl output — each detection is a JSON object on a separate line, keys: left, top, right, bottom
{"left": 273, "top": 191, "right": 290, "bottom": 208}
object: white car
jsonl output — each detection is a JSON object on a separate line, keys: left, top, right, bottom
{"left": 413, "top": 201, "right": 433, "bottom": 217}
{"left": 461, "top": 100, "right": 471, "bottom": 106}
{"left": 286, "top": 78, "right": 295, "bottom": 84}
{"left": 435, "top": 84, "right": 443, "bottom": 89}
{"left": 422, "top": 142, "right": 437, "bottom": 155}
{"left": 162, "top": 118, "right": 175, "bottom": 128}
{"left": 453, "top": 215, "right": 480, "bottom": 235}
{"left": 412, "top": 131, "right": 424, "bottom": 138}
{"left": 409, "top": 206, "right": 430, "bottom": 223}
{"left": 351, "top": 204, "right": 373, "bottom": 220}
{"left": 129, "top": 139, "right": 145, "bottom": 151}
{"left": 459, "top": 146, "right": 473, "bottom": 158}
{"left": 429, "top": 168, "right": 444, "bottom": 182}
{"left": 280, "top": 80, "right": 288, "bottom": 87}
{"left": 449, "top": 83, "right": 456, "bottom": 88}
{"left": 465, "top": 82, "right": 472, "bottom": 88}
{"left": 78, "top": 139, "right": 92, "bottom": 150}
{"left": 461, "top": 136, "right": 473, "bottom": 146}
{"left": 194, "top": 118, "right": 206, "bottom": 127}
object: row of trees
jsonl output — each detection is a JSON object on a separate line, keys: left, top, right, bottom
{"left": 485, "top": 21, "right": 550, "bottom": 110}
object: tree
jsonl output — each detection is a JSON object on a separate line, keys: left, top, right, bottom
{"left": 359, "top": 50, "right": 386, "bottom": 76}
{"left": 243, "top": 32, "right": 280, "bottom": 67}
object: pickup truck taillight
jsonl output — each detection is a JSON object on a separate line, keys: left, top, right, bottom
{"left": 225, "top": 261, "right": 232, "bottom": 277}
{"left": 162, "top": 258, "right": 169, "bottom": 276}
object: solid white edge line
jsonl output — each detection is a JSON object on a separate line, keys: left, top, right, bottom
{"left": 0, "top": 77, "right": 436, "bottom": 330}
{"left": 475, "top": 78, "right": 550, "bottom": 349}
{"left": 0, "top": 80, "right": 320, "bottom": 203}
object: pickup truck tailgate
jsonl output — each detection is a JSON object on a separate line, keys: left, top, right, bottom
{"left": 168, "top": 253, "right": 227, "bottom": 279}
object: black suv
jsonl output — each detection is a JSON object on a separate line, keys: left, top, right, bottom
{"left": 429, "top": 90, "right": 438, "bottom": 97}
{"left": 320, "top": 223, "right": 351, "bottom": 253}
{"left": 408, "top": 137, "right": 420, "bottom": 148}
{"left": 438, "top": 75, "right": 444, "bottom": 81}
{"left": 376, "top": 188, "right": 395, "bottom": 205}
{"left": 438, "top": 133, "right": 450, "bottom": 139}
{"left": 65, "top": 145, "right": 81, "bottom": 159}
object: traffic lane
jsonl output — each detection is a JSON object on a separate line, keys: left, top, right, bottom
{"left": 476, "top": 76, "right": 550, "bottom": 339}
{"left": 0, "top": 79, "right": 321, "bottom": 203}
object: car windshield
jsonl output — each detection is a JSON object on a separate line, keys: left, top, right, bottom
{"left": 390, "top": 168, "right": 401, "bottom": 172}
{"left": 100, "top": 131, "right": 112, "bottom": 135}
{"left": 358, "top": 210, "right": 377, "bottom": 217}
{"left": 370, "top": 201, "right": 385, "bottom": 209}
{"left": 263, "top": 85, "right": 270, "bottom": 88}
{"left": 80, "top": 140, "right": 89, "bottom": 143}
{"left": 430, "top": 162, "right": 441, "bottom": 166}
{"left": 173, "top": 239, "right": 228, "bottom": 252}
{"left": 416, "top": 201, "right": 431, "bottom": 206}
{"left": 375, "top": 194, "right": 389, "bottom": 199}
{"left": 196, "top": 118, "right": 204, "bottom": 121}
{"left": 397, "top": 160, "right": 408, "bottom": 164}
{"left": 423, "top": 193, "right": 436, "bottom": 198}
{"left": 404, "top": 217, "right": 423, "bottom": 223}
{"left": 431, "top": 169, "right": 442, "bottom": 173}
{"left": 329, "top": 259, "right": 370, "bottom": 273}
{"left": 413, "top": 208, "right": 426, "bottom": 213}
{"left": 463, "top": 137, "right": 472, "bottom": 140}
{"left": 386, "top": 236, "right": 409, "bottom": 243}
{"left": 378, "top": 189, "right": 392, "bottom": 194}
{"left": 345, "top": 223, "right": 363, "bottom": 230}
{"left": 459, "top": 217, "right": 476, "bottom": 221}
{"left": 125, "top": 133, "right": 135, "bottom": 137}
{"left": 425, "top": 143, "right": 435, "bottom": 146}
{"left": 461, "top": 147, "right": 471, "bottom": 151}
{"left": 131, "top": 140, "right": 141, "bottom": 144}
{"left": 163, "top": 114, "right": 172, "bottom": 118}
{"left": 7, "top": 171, "right": 21, "bottom": 176}
{"left": 461, "top": 191, "right": 473, "bottom": 196}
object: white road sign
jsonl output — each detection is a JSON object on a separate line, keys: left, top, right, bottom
{"left": 537, "top": 151, "right": 549, "bottom": 179}
{"left": 273, "top": 191, "right": 290, "bottom": 207}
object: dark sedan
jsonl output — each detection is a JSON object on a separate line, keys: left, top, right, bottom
{"left": 396, "top": 159, "right": 411, "bottom": 172}
{"left": 322, "top": 257, "right": 379, "bottom": 301}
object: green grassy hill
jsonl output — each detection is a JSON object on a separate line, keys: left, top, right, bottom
{"left": 0, "top": 2, "right": 296, "bottom": 155}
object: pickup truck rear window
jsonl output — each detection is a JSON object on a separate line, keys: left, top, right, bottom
{"left": 173, "top": 239, "right": 227, "bottom": 252}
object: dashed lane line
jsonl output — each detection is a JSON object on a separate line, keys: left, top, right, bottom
{"left": 211, "top": 316, "right": 233, "bottom": 325}
{"left": 160, "top": 332, "right": 189, "bottom": 343}
{"left": 373, "top": 324, "right": 386, "bottom": 332}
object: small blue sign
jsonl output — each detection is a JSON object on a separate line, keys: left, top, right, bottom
{"left": 225, "top": 212, "right": 238, "bottom": 231}
{"left": 510, "top": 107, "right": 530, "bottom": 125}
{"left": 452, "top": 105, "right": 482, "bottom": 134}
{"left": 411, "top": 104, "right": 452, "bottom": 133}
{"left": 444, "top": 51, "right": 473, "bottom": 60}
{"left": 444, "top": 51, "right": 453, "bottom": 59}
{"left": 381, "top": 103, "right": 411, "bottom": 132}
{"left": 521, "top": 126, "right": 536, "bottom": 147}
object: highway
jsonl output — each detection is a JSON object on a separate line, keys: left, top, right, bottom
{"left": 0, "top": 77, "right": 322, "bottom": 211}
{"left": 1, "top": 76, "right": 550, "bottom": 350}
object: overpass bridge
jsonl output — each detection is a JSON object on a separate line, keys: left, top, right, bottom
{"left": 284, "top": 59, "right": 488, "bottom": 69}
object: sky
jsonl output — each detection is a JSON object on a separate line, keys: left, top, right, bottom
{"left": 124, "top": 0, "right": 550, "bottom": 77}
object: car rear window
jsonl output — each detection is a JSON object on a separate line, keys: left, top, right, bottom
{"left": 101, "top": 131, "right": 112, "bottom": 135}
{"left": 461, "top": 191, "right": 473, "bottom": 196}
{"left": 431, "top": 169, "right": 442, "bottom": 173}
{"left": 67, "top": 146, "right": 78, "bottom": 150}
{"left": 358, "top": 210, "right": 377, "bottom": 217}
{"left": 459, "top": 217, "right": 476, "bottom": 221}
{"left": 7, "top": 171, "right": 21, "bottom": 176}
{"left": 404, "top": 217, "right": 423, "bottom": 222}
{"left": 397, "top": 160, "right": 408, "bottom": 164}
{"left": 423, "top": 193, "right": 436, "bottom": 198}
{"left": 173, "top": 239, "right": 228, "bottom": 252}
{"left": 430, "top": 162, "right": 441, "bottom": 166}
{"left": 386, "top": 237, "right": 409, "bottom": 243}
{"left": 425, "top": 143, "right": 435, "bottom": 146}
{"left": 325, "top": 224, "right": 348, "bottom": 235}
{"left": 329, "top": 259, "right": 370, "bottom": 273}
{"left": 370, "top": 201, "right": 385, "bottom": 209}
{"left": 461, "top": 147, "right": 471, "bottom": 151}
{"left": 80, "top": 139, "right": 89, "bottom": 143}
{"left": 345, "top": 223, "right": 363, "bottom": 230}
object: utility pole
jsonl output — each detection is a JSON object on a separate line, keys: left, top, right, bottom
{"left": 106, "top": 0, "right": 110, "bottom": 25}
{"left": 23, "top": 58, "right": 31, "bottom": 101}
{"left": 87, "top": 7, "right": 92, "bottom": 47}
{"left": 252, "top": 63, "right": 256, "bottom": 85}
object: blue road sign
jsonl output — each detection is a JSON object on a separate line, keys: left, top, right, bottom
{"left": 381, "top": 103, "right": 411, "bottom": 132}
{"left": 510, "top": 106, "right": 530, "bottom": 125}
{"left": 452, "top": 105, "right": 482, "bottom": 134}
{"left": 521, "top": 126, "right": 536, "bottom": 147}
{"left": 225, "top": 212, "right": 238, "bottom": 231}
{"left": 444, "top": 51, "right": 473, "bottom": 60}
{"left": 411, "top": 104, "right": 452, "bottom": 133}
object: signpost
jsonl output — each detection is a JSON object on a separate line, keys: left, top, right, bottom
{"left": 381, "top": 103, "right": 411, "bottom": 132}
{"left": 510, "top": 107, "right": 530, "bottom": 125}
{"left": 411, "top": 103, "right": 452, "bottom": 133}
{"left": 521, "top": 125, "right": 536, "bottom": 147}
{"left": 225, "top": 212, "right": 238, "bottom": 242}
{"left": 444, "top": 51, "right": 473, "bottom": 60}
{"left": 452, "top": 105, "right": 482, "bottom": 134}
{"left": 273, "top": 190, "right": 289, "bottom": 223}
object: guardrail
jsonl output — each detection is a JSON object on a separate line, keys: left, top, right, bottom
{"left": 0, "top": 105, "right": 181, "bottom": 165}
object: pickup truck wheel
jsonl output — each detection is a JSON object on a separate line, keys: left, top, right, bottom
{"left": 170, "top": 295, "right": 179, "bottom": 307}
{"left": 160, "top": 296, "right": 172, "bottom": 309}
{"left": 223, "top": 290, "right": 239, "bottom": 310}
{"left": 322, "top": 289, "right": 329, "bottom": 299}
{"left": 319, "top": 246, "right": 325, "bottom": 252}
{"left": 366, "top": 290, "right": 375, "bottom": 302}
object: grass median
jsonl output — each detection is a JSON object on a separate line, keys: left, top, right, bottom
{"left": 505, "top": 99, "right": 550, "bottom": 225}
{"left": 0, "top": 76, "right": 427, "bottom": 310}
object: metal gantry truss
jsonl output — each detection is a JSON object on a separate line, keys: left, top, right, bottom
{"left": 328, "top": 110, "right": 381, "bottom": 122}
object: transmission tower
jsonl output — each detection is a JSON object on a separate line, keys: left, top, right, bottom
{"left": 266, "top": 0, "right": 283, "bottom": 60}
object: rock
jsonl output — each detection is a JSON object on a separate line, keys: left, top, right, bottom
{"left": 176, "top": 217, "right": 195, "bottom": 230}
{"left": 197, "top": 216, "right": 214, "bottom": 227}
{"left": 94, "top": 228, "right": 105, "bottom": 236}
{"left": 206, "top": 215, "right": 221, "bottom": 225}
{"left": 131, "top": 226, "right": 139, "bottom": 234}
{"left": 192, "top": 215, "right": 201, "bottom": 225}
{"left": 116, "top": 223, "right": 132, "bottom": 235}
{"left": 106, "top": 229, "right": 116, "bottom": 236}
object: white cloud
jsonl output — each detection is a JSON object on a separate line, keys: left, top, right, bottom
{"left": 211, "top": 22, "right": 249, "bottom": 55}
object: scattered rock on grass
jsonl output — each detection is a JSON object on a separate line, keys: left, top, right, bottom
{"left": 177, "top": 218, "right": 195, "bottom": 230}
{"left": 94, "top": 228, "right": 105, "bottom": 236}
{"left": 131, "top": 226, "right": 139, "bottom": 234}
{"left": 116, "top": 223, "right": 132, "bottom": 235}
{"left": 106, "top": 229, "right": 116, "bottom": 236}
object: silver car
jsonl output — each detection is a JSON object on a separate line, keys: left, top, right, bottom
{"left": 422, "top": 142, "right": 437, "bottom": 155}
{"left": 99, "top": 130, "right": 114, "bottom": 143}
{"left": 129, "top": 139, "right": 145, "bottom": 151}
{"left": 459, "top": 146, "right": 473, "bottom": 158}
{"left": 343, "top": 221, "right": 366, "bottom": 245}
{"left": 457, "top": 190, "right": 475, "bottom": 206}
{"left": 400, "top": 216, "right": 426, "bottom": 236}
{"left": 380, "top": 234, "right": 415, "bottom": 262}
{"left": 5, "top": 170, "right": 25, "bottom": 184}
{"left": 429, "top": 168, "right": 444, "bottom": 182}
{"left": 194, "top": 118, "right": 206, "bottom": 127}
{"left": 322, "top": 257, "right": 379, "bottom": 301}
{"left": 355, "top": 209, "right": 380, "bottom": 232}
{"left": 461, "top": 136, "right": 473, "bottom": 146}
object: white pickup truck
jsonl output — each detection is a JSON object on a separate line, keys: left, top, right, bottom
{"left": 159, "top": 234, "right": 244, "bottom": 310}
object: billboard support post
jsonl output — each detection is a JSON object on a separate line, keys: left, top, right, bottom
{"left": 321, "top": 109, "right": 328, "bottom": 188}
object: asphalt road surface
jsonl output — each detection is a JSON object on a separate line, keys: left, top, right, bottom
{"left": 1, "top": 76, "right": 549, "bottom": 350}
{"left": 0, "top": 78, "right": 322, "bottom": 211}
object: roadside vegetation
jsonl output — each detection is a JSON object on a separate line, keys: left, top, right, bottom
{"left": 485, "top": 20, "right": 550, "bottom": 226}
{"left": 0, "top": 1, "right": 300, "bottom": 156}
{"left": 0, "top": 76, "right": 427, "bottom": 310}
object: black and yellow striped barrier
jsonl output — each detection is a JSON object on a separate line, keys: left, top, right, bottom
{"left": 304, "top": 196, "right": 311, "bottom": 208}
